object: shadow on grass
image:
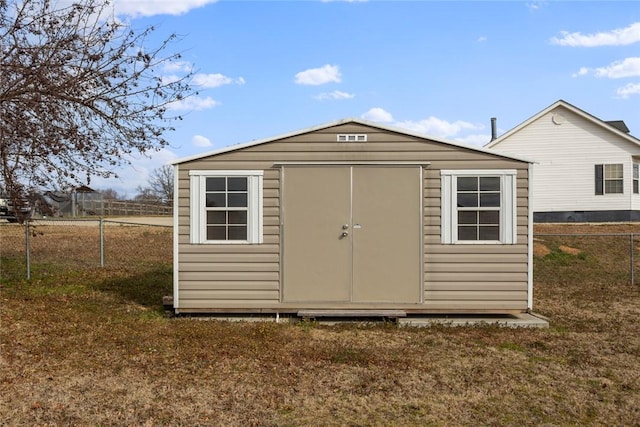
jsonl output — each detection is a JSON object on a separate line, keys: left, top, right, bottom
{"left": 91, "top": 263, "right": 172, "bottom": 312}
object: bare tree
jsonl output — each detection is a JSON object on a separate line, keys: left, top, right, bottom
{"left": 99, "top": 188, "right": 120, "bottom": 200}
{"left": 136, "top": 164, "right": 173, "bottom": 204}
{"left": 0, "top": 0, "right": 193, "bottom": 220}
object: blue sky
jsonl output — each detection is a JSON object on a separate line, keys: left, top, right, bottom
{"left": 94, "top": 1, "right": 640, "bottom": 197}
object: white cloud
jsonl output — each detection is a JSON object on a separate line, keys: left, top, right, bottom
{"left": 167, "top": 96, "right": 220, "bottom": 111}
{"left": 163, "top": 61, "right": 193, "bottom": 73}
{"left": 314, "top": 90, "right": 355, "bottom": 100}
{"left": 572, "top": 67, "right": 590, "bottom": 78}
{"left": 192, "top": 73, "right": 245, "bottom": 88}
{"left": 572, "top": 58, "right": 640, "bottom": 79}
{"left": 526, "top": 2, "right": 543, "bottom": 11}
{"left": 476, "top": 36, "right": 488, "bottom": 43}
{"left": 112, "top": 0, "right": 219, "bottom": 18}
{"left": 616, "top": 83, "right": 640, "bottom": 99}
{"left": 91, "top": 148, "right": 178, "bottom": 198}
{"left": 550, "top": 22, "right": 640, "bottom": 47}
{"left": 393, "top": 117, "right": 482, "bottom": 139}
{"left": 361, "top": 107, "right": 394, "bottom": 123}
{"left": 362, "top": 108, "right": 485, "bottom": 142}
{"left": 161, "top": 74, "right": 183, "bottom": 85}
{"left": 295, "top": 64, "right": 341, "bottom": 85}
{"left": 192, "top": 135, "right": 212, "bottom": 147}
{"left": 594, "top": 57, "right": 640, "bottom": 78}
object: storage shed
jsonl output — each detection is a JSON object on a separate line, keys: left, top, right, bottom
{"left": 171, "top": 119, "right": 533, "bottom": 316}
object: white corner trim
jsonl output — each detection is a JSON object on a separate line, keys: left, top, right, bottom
{"left": 527, "top": 164, "right": 534, "bottom": 310}
{"left": 173, "top": 164, "right": 180, "bottom": 309}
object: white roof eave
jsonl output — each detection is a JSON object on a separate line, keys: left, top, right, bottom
{"left": 486, "top": 99, "right": 640, "bottom": 150}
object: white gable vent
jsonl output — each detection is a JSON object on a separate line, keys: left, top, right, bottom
{"left": 337, "top": 134, "right": 367, "bottom": 142}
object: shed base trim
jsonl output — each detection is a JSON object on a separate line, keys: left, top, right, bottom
{"left": 297, "top": 309, "right": 407, "bottom": 318}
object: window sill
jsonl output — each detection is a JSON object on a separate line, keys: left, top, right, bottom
{"left": 196, "top": 240, "right": 258, "bottom": 245}
{"left": 450, "top": 240, "right": 513, "bottom": 245}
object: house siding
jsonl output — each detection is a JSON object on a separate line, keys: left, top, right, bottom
{"left": 175, "top": 122, "right": 530, "bottom": 313}
{"left": 489, "top": 105, "right": 640, "bottom": 214}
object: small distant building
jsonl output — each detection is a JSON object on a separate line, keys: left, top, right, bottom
{"left": 486, "top": 99, "right": 640, "bottom": 222}
{"left": 42, "top": 186, "right": 101, "bottom": 217}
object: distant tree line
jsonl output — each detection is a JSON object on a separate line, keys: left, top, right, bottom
{"left": 100, "top": 165, "right": 174, "bottom": 205}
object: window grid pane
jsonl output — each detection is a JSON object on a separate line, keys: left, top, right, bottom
{"left": 457, "top": 175, "right": 502, "bottom": 241}
{"left": 605, "top": 180, "right": 623, "bottom": 194}
{"left": 603, "top": 164, "right": 624, "bottom": 194}
{"left": 605, "top": 164, "right": 623, "bottom": 179}
{"left": 204, "top": 176, "right": 250, "bottom": 241}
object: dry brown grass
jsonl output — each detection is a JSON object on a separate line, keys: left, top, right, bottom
{"left": 2, "top": 223, "right": 640, "bottom": 425}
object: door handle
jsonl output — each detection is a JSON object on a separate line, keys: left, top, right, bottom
{"left": 341, "top": 231, "right": 349, "bottom": 237}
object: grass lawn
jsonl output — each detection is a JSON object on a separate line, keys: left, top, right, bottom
{"left": 1, "top": 223, "right": 640, "bottom": 425}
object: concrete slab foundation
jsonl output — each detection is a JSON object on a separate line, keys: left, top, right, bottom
{"left": 175, "top": 312, "right": 550, "bottom": 328}
{"left": 398, "top": 312, "right": 549, "bottom": 328}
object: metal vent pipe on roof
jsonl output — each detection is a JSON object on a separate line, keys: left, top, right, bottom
{"left": 490, "top": 117, "right": 497, "bottom": 141}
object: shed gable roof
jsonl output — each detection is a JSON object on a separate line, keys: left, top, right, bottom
{"left": 171, "top": 117, "right": 532, "bottom": 165}
{"left": 485, "top": 99, "right": 640, "bottom": 150}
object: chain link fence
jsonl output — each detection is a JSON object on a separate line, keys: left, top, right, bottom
{"left": 2, "top": 221, "right": 639, "bottom": 285}
{"left": 534, "top": 233, "right": 639, "bottom": 286}
{"left": 1, "top": 219, "right": 172, "bottom": 280}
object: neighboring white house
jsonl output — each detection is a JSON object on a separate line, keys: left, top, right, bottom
{"left": 486, "top": 100, "right": 640, "bottom": 222}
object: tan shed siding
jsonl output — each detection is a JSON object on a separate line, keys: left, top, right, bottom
{"left": 177, "top": 166, "right": 281, "bottom": 309}
{"left": 176, "top": 122, "right": 530, "bottom": 311}
{"left": 423, "top": 167, "right": 529, "bottom": 310}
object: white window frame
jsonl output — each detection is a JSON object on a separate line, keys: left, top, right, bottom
{"left": 189, "top": 170, "right": 263, "bottom": 244}
{"left": 633, "top": 163, "right": 639, "bottom": 195}
{"left": 441, "top": 169, "right": 517, "bottom": 245}
{"left": 595, "top": 163, "right": 624, "bottom": 195}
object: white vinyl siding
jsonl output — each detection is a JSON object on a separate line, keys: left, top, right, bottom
{"left": 487, "top": 107, "right": 640, "bottom": 213}
{"left": 441, "top": 170, "right": 517, "bottom": 244}
{"left": 189, "top": 170, "right": 263, "bottom": 244}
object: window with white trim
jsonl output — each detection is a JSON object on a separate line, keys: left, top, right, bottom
{"left": 441, "top": 170, "right": 517, "bottom": 244}
{"left": 189, "top": 170, "right": 263, "bottom": 244}
{"left": 633, "top": 163, "right": 639, "bottom": 194}
{"left": 595, "top": 164, "right": 623, "bottom": 195}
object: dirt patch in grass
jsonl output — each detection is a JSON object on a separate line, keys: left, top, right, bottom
{"left": 558, "top": 245, "right": 582, "bottom": 255}
{"left": 533, "top": 240, "right": 551, "bottom": 256}
{"left": 2, "top": 223, "right": 640, "bottom": 425}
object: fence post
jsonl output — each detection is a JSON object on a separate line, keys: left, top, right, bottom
{"left": 25, "top": 220, "right": 31, "bottom": 280}
{"left": 100, "top": 218, "right": 105, "bottom": 268}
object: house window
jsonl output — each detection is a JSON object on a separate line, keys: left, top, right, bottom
{"left": 595, "top": 164, "right": 623, "bottom": 195}
{"left": 189, "top": 170, "right": 263, "bottom": 244}
{"left": 441, "top": 170, "right": 517, "bottom": 244}
{"left": 634, "top": 163, "right": 639, "bottom": 194}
